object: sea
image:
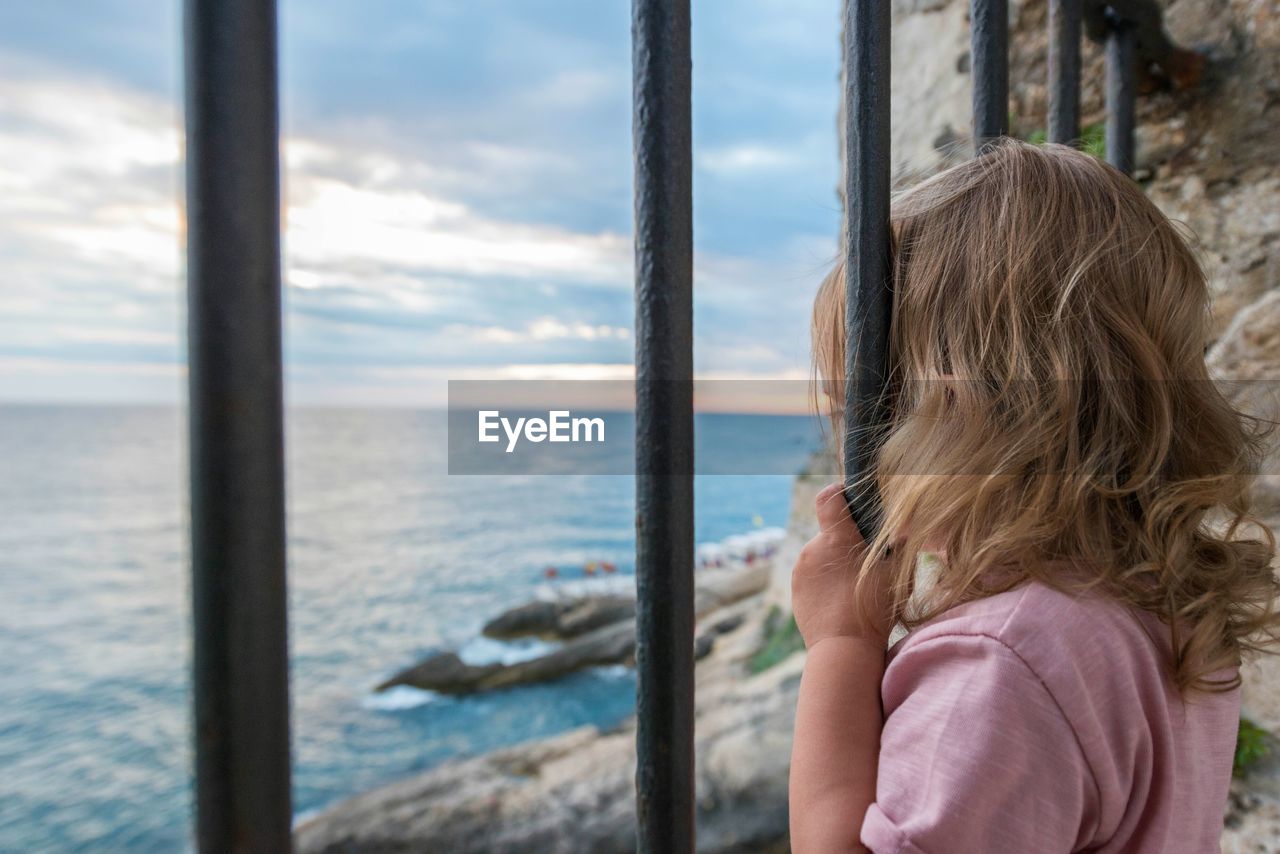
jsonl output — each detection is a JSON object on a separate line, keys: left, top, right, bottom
{"left": 0, "top": 405, "right": 819, "bottom": 852}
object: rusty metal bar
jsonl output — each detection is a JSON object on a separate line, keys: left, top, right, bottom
{"left": 842, "top": 0, "right": 893, "bottom": 538}
{"left": 1105, "top": 11, "right": 1137, "bottom": 175}
{"left": 970, "top": 0, "right": 1009, "bottom": 148}
{"left": 184, "top": 0, "right": 292, "bottom": 850}
{"left": 1048, "top": 0, "right": 1082, "bottom": 144}
{"left": 631, "top": 0, "right": 695, "bottom": 850}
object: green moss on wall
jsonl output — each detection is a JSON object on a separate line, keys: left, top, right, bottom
{"left": 749, "top": 606, "right": 806, "bottom": 674}
{"left": 1235, "top": 717, "right": 1270, "bottom": 778}
{"left": 1022, "top": 122, "right": 1105, "bottom": 159}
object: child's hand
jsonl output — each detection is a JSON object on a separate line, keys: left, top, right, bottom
{"left": 791, "top": 482, "right": 894, "bottom": 649}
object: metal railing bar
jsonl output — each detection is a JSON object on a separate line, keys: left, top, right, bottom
{"left": 970, "top": 0, "right": 1009, "bottom": 148}
{"left": 184, "top": 0, "right": 292, "bottom": 850}
{"left": 631, "top": 0, "right": 695, "bottom": 850}
{"left": 1105, "top": 12, "right": 1137, "bottom": 175}
{"left": 1084, "top": 0, "right": 1197, "bottom": 87}
{"left": 842, "top": 0, "right": 893, "bottom": 538}
{"left": 1048, "top": 0, "right": 1082, "bottom": 144}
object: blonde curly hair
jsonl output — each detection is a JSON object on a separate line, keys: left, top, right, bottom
{"left": 813, "top": 140, "right": 1278, "bottom": 692}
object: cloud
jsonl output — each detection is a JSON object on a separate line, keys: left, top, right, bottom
{"left": 451, "top": 318, "right": 630, "bottom": 344}
{"left": 0, "top": 1, "right": 842, "bottom": 406}
{"left": 0, "top": 56, "right": 184, "bottom": 405}
{"left": 700, "top": 143, "right": 801, "bottom": 175}
{"left": 0, "top": 60, "right": 639, "bottom": 396}
{"left": 285, "top": 162, "right": 632, "bottom": 284}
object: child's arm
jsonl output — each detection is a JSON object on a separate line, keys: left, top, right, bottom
{"left": 790, "top": 636, "right": 883, "bottom": 853}
{"left": 788, "top": 484, "right": 894, "bottom": 853}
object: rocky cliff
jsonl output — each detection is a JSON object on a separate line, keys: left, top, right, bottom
{"left": 295, "top": 519, "right": 810, "bottom": 853}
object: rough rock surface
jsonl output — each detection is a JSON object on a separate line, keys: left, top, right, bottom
{"left": 1209, "top": 289, "right": 1280, "bottom": 523}
{"left": 1210, "top": 291, "right": 1280, "bottom": 767}
{"left": 297, "top": 582, "right": 805, "bottom": 853}
{"left": 764, "top": 467, "right": 829, "bottom": 615}
{"left": 377, "top": 621, "right": 636, "bottom": 695}
{"left": 880, "top": 0, "right": 1280, "bottom": 343}
{"left": 482, "top": 596, "right": 637, "bottom": 641}
{"left": 377, "top": 565, "right": 771, "bottom": 695}
{"left": 1224, "top": 732, "right": 1280, "bottom": 854}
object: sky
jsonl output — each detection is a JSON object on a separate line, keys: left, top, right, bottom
{"left": 0, "top": 1, "right": 842, "bottom": 407}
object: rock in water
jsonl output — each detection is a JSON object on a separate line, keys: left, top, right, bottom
{"left": 557, "top": 596, "right": 636, "bottom": 637}
{"left": 482, "top": 595, "right": 636, "bottom": 640}
{"left": 480, "top": 600, "right": 564, "bottom": 639}
{"left": 385, "top": 565, "right": 771, "bottom": 696}
{"left": 375, "top": 652, "right": 502, "bottom": 695}
{"left": 378, "top": 621, "right": 636, "bottom": 695}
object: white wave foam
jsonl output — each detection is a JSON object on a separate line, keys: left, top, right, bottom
{"left": 293, "top": 808, "right": 320, "bottom": 829}
{"left": 361, "top": 685, "right": 442, "bottom": 711}
{"left": 458, "top": 635, "right": 559, "bottom": 666}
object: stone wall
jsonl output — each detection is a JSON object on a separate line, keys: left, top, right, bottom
{"left": 877, "top": 0, "right": 1279, "bottom": 342}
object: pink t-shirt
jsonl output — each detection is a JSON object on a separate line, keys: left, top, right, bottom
{"left": 861, "top": 581, "right": 1239, "bottom": 853}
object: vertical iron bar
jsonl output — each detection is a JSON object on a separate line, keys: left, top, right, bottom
{"left": 1105, "top": 14, "right": 1137, "bottom": 175}
{"left": 842, "top": 0, "right": 893, "bottom": 538}
{"left": 631, "top": 0, "right": 695, "bottom": 851}
{"left": 184, "top": 1, "right": 292, "bottom": 851}
{"left": 1048, "top": 0, "right": 1082, "bottom": 144}
{"left": 970, "top": 0, "right": 1009, "bottom": 148}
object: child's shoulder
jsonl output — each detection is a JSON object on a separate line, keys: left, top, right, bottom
{"left": 906, "top": 578, "right": 1151, "bottom": 643}
{"left": 891, "top": 579, "right": 1172, "bottom": 696}
{"left": 879, "top": 584, "right": 1240, "bottom": 854}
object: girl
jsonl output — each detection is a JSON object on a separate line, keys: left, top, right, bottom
{"left": 789, "top": 141, "right": 1278, "bottom": 853}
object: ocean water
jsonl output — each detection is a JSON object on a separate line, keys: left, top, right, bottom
{"left": 0, "top": 405, "right": 818, "bottom": 852}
